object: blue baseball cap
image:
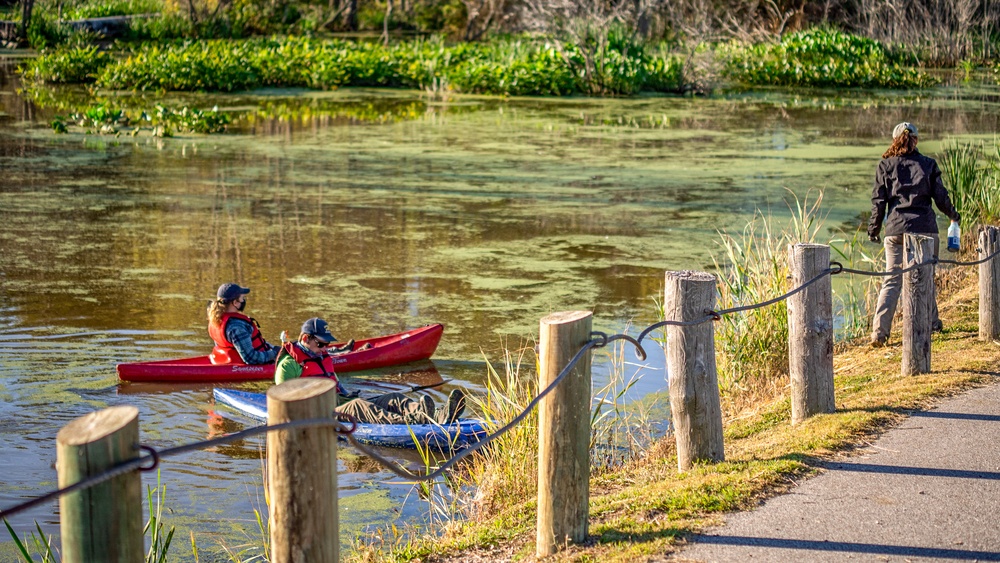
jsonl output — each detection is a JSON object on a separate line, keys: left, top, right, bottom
{"left": 217, "top": 283, "right": 250, "bottom": 301}
{"left": 301, "top": 318, "right": 337, "bottom": 343}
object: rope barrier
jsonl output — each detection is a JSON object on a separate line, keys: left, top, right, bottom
{"left": 0, "top": 416, "right": 358, "bottom": 521}
{"left": 4, "top": 240, "right": 1000, "bottom": 521}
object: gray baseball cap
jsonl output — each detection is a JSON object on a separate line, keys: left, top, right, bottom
{"left": 892, "top": 122, "right": 918, "bottom": 139}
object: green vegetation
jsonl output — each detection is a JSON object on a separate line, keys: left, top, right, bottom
{"left": 2, "top": 520, "right": 57, "bottom": 563}
{"left": 48, "top": 103, "right": 230, "bottom": 135}
{"left": 725, "top": 28, "right": 936, "bottom": 88}
{"left": 21, "top": 34, "right": 685, "bottom": 96}
{"left": 941, "top": 141, "right": 1000, "bottom": 228}
{"left": 711, "top": 197, "right": 819, "bottom": 408}
{"left": 61, "top": 0, "right": 160, "bottom": 20}
{"left": 19, "top": 44, "right": 111, "bottom": 83}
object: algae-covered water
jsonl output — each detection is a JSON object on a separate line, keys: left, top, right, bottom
{"left": 2, "top": 56, "right": 999, "bottom": 559}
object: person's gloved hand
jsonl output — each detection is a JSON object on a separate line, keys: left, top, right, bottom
{"left": 869, "top": 233, "right": 881, "bottom": 243}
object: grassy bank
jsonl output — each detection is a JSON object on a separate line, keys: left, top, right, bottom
{"left": 349, "top": 246, "right": 998, "bottom": 562}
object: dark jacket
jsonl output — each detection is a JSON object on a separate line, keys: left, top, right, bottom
{"left": 868, "top": 151, "right": 960, "bottom": 238}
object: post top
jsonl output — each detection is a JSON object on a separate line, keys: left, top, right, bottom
{"left": 268, "top": 377, "right": 338, "bottom": 402}
{"left": 57, "top": 406, "right": 138, "bottom": 446}
{"left": 540, "top": 310, "right": 593, "bottom": 326}
{"left": 664, "top": 270, "right": 715, "bottom": 282}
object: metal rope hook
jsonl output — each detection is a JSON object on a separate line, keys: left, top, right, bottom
{"left": 591, "top": 331, "right": 647, "bottom": 361}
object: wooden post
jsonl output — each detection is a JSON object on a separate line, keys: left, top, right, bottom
{"left": 902, "top": 233, "right": 935, "bottom": 376}
{"left": 537, "top": 310, "right": 592, "bottom": 558}
{"left": 664, "top": 271, "right": 724, "bottom": 471}
{"left": 979, "top": 226, "right": 1000, "bottom": 341}
{"left": 787, "top": 243, "right": 835, "bottom": 424}
{"left": 57, "top": 406, "right": 144, "bottom": 563}
{"left": 268, "top": 378, "right": 340, "bottom": 563}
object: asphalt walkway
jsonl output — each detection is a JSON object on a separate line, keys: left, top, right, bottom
{"left": 672, "top": 379, "right": 1000, "bottom": 563}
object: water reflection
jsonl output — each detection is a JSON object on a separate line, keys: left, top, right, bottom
{"left": 2, "top": 56, "right": 999, "bottom": 559}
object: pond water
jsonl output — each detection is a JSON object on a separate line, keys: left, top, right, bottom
{"left": 1, "top": 56, "right": 999, "bottom": 559}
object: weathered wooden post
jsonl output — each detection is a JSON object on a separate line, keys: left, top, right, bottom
{"left": 979, "top": 226, "right": 1000, "bottom": 341}
{"left": 902, "top": 233, "right": 935, "bottom": 375}
{"left": 664, "top": 271, "right": 724, "bottom": 470}
{"left": 537, "top": 310, "right": 592, "bottom": 557}
{"left": 787, "top": 243, "right": 835, "bottom": 423}
{"left": 268, "top": 378, "right": 340, "bottom": 563}
{"left": 57, "top": 406, "right": 144, "bottom": 563}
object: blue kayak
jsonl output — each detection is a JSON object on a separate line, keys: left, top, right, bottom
{"left": 213, "top": 388, "right": 487, "bottom": 450}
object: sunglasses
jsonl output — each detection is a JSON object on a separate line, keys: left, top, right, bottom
{"left": 312, "top": 338, "right": 334, "bottom": 348}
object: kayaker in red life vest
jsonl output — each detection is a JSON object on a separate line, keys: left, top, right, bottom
{"left": 275, "top": 317, "right": 467, "bottom": 425}
{"left": 207, "top": 283, "right": 279, "bottom": 365}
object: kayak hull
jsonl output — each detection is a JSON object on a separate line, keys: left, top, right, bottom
{"left": 117, "top": 324, "right": 444, "bottom": 383}
{"left": 213, "top": 388, "right": 486, "bottom": 450}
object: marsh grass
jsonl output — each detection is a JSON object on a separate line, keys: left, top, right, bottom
{"left": 712, "top": 192, "right": 824, "bottom": 414}
{"left": 217, "top": 456, "right": 270, "bottom": 563}
{"left": 941, "top": 141, "right": 1000, "bottom": 228}
{"left": 2, "top": 520, "right": 57, "bottom": 563}
{"left": 144, "top": 471, "right": 175, "bottom": 563}
{"left": 590, "top": 332, "right": 661, "bottom": 473}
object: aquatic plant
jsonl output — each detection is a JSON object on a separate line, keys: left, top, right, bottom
{"left": 61, "top": 0, "right": 162, "bottom": 20}
{"left": 940, "top": 141, "right": 1000, "bottom": 228}
{"left": 725, "top": 27, "right": 936, "bottom": 89}
{"left": 47, "top": 102, "right": 230, "bottom": 135}
{"left": 144, "top": 471, "right": 175, "bottom": 563}
{"left": 21, "top": 34, "right": 684, "bottom": 96}
{"left": 2, "top": 520, "right": 57, "bottom": 563}
{"left": 20, "top": 44, "right": 112, "bottom": 83}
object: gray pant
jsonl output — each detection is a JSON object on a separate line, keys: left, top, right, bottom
{"left": 871, "top": 233, "right": 940, "bottom": 341}
{"left": 335, "top": 392, "right": 436, "bottom": 425}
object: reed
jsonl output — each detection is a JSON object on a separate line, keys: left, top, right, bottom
{"left": 590, "top": 328, "right": 659, "bottom": 473}
{"left": 941, "top": 141, "right": 1000, "bottom": 228}
{"left": 712, "top": 192, "right": 824, "bottom": 414}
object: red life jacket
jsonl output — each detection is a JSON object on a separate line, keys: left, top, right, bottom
{"left": 208, "top": 313, "right": 271, "bottom": 365}
{"left": 278, "top": 342, "right": 339, "bottom": 381}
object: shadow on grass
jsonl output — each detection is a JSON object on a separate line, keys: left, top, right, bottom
{"left": 594, "top": 525, "right": 685, "bottom": 545}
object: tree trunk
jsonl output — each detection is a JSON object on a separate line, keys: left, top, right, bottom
{"left": 19, "top": 0, "right": 34, "bottom": 44}
{"left": 342, "top": 0, "right": 357, "bottom": 30}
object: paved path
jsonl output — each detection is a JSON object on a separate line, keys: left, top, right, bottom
{"left": 673, "top": 380, "right": 1000, "bottom": 563}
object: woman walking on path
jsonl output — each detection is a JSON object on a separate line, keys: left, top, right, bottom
{"left": 868, "top": 122, "right": 961, "bottom": 347}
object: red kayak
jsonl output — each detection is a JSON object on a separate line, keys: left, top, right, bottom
{"left": 117, "top": 324, "right": 444, "bottom": 383}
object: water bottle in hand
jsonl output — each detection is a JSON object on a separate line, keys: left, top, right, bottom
{"left": 947, "top": 221, "right": 960, "bottom": 252}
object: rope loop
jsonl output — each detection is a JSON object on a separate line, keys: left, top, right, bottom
{"left": 137, "top": 445, "right": 160, "bottom": 472}
{"left": 590, "top": 331, "right": 609, "bottom": 348}
{"left": 708, "top": 310, "right": 722, "bottom": 321}
{"left": 829, "top": 261, "right": 844, "bottom": 275}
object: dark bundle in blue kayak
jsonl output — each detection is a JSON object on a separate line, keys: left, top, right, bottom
{"left": 213, "top": 388, "right": 487, "bottom": 451}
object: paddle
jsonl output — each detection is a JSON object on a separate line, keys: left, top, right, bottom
{"left": 350, "top": 378, "right": 452, "bottom": 396}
